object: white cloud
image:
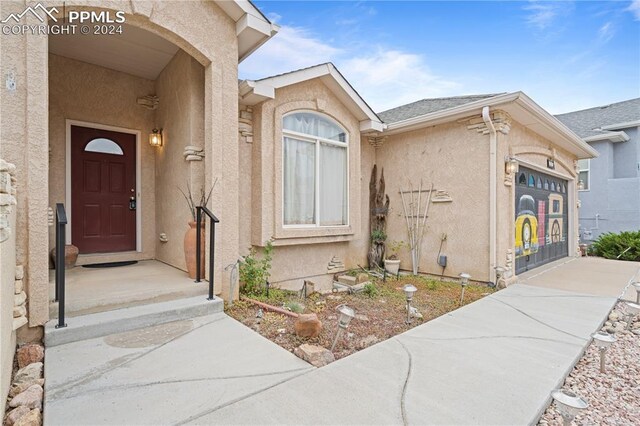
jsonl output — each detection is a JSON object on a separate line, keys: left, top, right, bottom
{"left": 340, "top": 50, "right": 461, "bottom": 111}
{"left": 598, "top": 21, "right": 614, "bottom": 42}
{"left": 239, "top": 25, "right": 461, "bottom": 112}
{"left": 627, "top": 0, "right": 640, "bottom": 20}
{"left": 239, "top": 25, "right": 342, "bottom": 79}
{"left": 523, "top": 1, "right": 572, "bottom": 30}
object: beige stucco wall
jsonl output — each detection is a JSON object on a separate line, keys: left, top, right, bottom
{"left": 154, "top": 50, "right": 205, "bottom": 270}
{"left": 375, "top": 121, "right": 492, "bottom": 281}
{"left": 48, "top": 53, "right": 157, "bottom": 263}
{"left": 1, "top": 0, "right": 240, "bottom": 325}
{"left": 246, "top": 79, "right": 372, "bottom": 292}
{"left": 0, "top": 193, "right": 17, "bottom": 414}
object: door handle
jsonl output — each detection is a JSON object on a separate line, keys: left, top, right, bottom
{"left": 129, "top": 196, "right": 137, "bottom": 211}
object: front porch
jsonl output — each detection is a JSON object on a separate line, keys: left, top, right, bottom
{"left": 48, "top": 260, "right": 208, "bottom": 317}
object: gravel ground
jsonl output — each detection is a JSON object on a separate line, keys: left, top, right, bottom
{"left": 539, "top": 302, "right": 640, "bottom": 425}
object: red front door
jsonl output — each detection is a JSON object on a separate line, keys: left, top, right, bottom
{"left": 71, "top": 125, "right": 136, "bottom": 254}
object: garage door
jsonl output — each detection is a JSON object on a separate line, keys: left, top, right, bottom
{"left": 515, "top": 166, "right": 568, "bottom": 274}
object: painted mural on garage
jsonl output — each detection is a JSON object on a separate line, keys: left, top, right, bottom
{"left": 515, "top": 166, "right": 568, "bottom": 274}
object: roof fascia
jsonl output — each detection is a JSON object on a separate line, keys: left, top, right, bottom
{"left": 601, "top": 120, "right": 640, "bottom": 131}
{"left": 583, "top": 131, "right": 630, "bottom": 143}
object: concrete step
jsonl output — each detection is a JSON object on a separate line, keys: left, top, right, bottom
{"left": 44, "top": 295, "right": 224, "bottom": 347}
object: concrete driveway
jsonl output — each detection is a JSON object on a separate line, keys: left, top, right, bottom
{"left": 519, "top": 256, "right": 639, "bottom": 300}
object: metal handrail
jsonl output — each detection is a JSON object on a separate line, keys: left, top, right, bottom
{"left": 55, "top": 203, "right": 67, "bottom": 328}
{"left": 195, "top": 206, "right": 219, "bottom": 300}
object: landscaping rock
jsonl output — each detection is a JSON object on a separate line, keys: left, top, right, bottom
{"left": 293, "top": 344, "right": 335, "bottom": 367}
{"left": 355, "top": 273, "right": 369, "bottom": 284}
{"left": 355, "top": 314, "right": 370, "bottom": 322}
{"left": 608, "top": 312, "right": 620, "bottom": 321}
{"left": 17, "top": 344, "right": 44, "bottom": 368}
{"left": 4, "top": 406, "right": 30, "bottom": 426}
{"left": 9, "top": 384, "right": 43, "bottom": 409}
{"left": 14, "top": 362, "right": 43, "bottom": 385}
{"left": 294, "top": 314, "right": 322, "bottom": 338}
{"left": 358, "top": 335, "right": 379, "bottom": 348}
{"left": 9, "top": 379, "right": 44, "bottom": 398}
{"left": 14, "top": 409, "right": 41, "bottom": 426}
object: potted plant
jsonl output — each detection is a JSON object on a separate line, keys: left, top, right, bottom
{"left": 384, "top": 240, "right": 407, "bottom": 275}
{"left": 179, "top": 180, "right": 216, "bottom": 279}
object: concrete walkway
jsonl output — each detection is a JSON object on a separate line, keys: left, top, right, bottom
{"left": 44, "top": 257, "right": 639, "bottom": 425}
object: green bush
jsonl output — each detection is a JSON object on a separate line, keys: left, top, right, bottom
{"left": 239, "top": 240, "right": 274, "bottom": 296}
{"left": 363, "top": 282, "right": 379, "bottom": 298}
{"left": 591, "top": 231, "right": 640, "bottom": 261}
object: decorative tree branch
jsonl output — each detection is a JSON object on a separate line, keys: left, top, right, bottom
{"left": 368, "top": 165, "right": 390, "bottom": 269}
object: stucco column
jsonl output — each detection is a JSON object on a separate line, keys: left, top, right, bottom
{"left": 204, "top": 61, "right": 239, "bottom": 300}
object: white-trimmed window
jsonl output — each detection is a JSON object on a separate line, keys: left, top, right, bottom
{"left": 578, "top": 159, "right": 590, "bottom": 191}
{"left": 282, "top": 111, "right": 348, "bottom": 227}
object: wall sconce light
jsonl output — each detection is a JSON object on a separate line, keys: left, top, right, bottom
{"left": 550, "top": 389, "right": 588, "bottom": 426}
{"left": 149, "top": 128, "right": 163, "bottom": 147}
{"left": 577, "top": 180, "right": 585, "bottom": 191}
{"left": 504, "top": 156, "right": 519, "bottom": 175}
{"left": 402, "top": 284, "right": 418, "bottom": 324}
{"left": 459, "top": 273, "right": 470, "bottom": 306}
{"left": 331, "top": 304, "right": 355, "bottom": 351}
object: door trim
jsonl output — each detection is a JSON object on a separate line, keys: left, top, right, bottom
{"left": 65, "top": 119, "right": 142, "bottom": 253}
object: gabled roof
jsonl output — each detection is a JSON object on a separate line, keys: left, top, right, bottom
{"left": 239, "top": 63, "right": 384, "bottom": 132}
{"left": 555, "top": 98, "right": 640, "bottom": 142}
{"left": 380, "top": 92, "right": 598, "bottom": 159}
{"left": 379, "top": 94, "right": 505, "bottom": 124}
{"left": 215, "top": 0, "right": 279, "bottom": 62}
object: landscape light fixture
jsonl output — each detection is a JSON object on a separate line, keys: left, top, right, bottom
{"left": 149, "top": 128, "right": 163, "bottom": 147}
{"left": 402, "top": 284, "right": 418, "bottom": 324}
{"left": 591, "top": 331, "right": 616, "bottom": 373}
{"left": 623, "top": 301, "right": 640, "bottom": 330}
{"left": 550, "top": 389, "right": 588, "bottom": 426}
{"left": 459, "top": 273, "right": 471, "bottom": 306}
{"left": 633, "top": 281, "right": 640, "bottom": 304}
{"left": 331, "top": 304, "right": 355, "bottom": 351}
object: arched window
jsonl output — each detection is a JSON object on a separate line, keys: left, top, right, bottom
{"left": 518, "top": 173, "right": 527, "bottom": 185}
{"left": 528, "top": 175, "right": 535, "bottom": 187}
{"left": 84, "top": 138, "right": 123, "bottom": 155}
{"left": 544, "top": 179, "right": 550, "bottom": 190}
{"left": 537, "top": 177, "right": 543, "bottom": 189}
{"left": 282, "top": 112, "right": 348, "bottom": 226}
{"left": 551, "top": 182, "right": 556, "bottom": 192}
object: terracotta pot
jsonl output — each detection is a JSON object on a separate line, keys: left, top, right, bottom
{"left": 50, "top": 244, "right": 79, "bottom": 269}
{"left": 184, "top": 221, "right": 205, "bottom": 279}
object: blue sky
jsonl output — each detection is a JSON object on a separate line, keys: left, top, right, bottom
{"left": 239, "top": 1, "right": 640, "bottom": 114}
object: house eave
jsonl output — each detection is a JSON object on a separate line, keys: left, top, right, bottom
{"left": 583, "top": 131, "right": 630, "bottom": 144}
{"left": 383, "top": 92, "right": 598, "bottom": 159}
{"left": 600, "top": 120, "right": 640, "bottom": 131}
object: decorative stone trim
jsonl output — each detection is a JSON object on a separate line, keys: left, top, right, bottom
{"left": 13, "top": 265, "right": 27, "bottom": 330}
{"left": 239, "top": 105, "right": 253, "bottom": 143}
{"left": 465, "top": 110, "right": 512, "bottom": 135}
{"left": 327, "top": 256, "right": 345, "bottom": 273}
{"left": 0, "top": 158, "right": 17, "bottom": 243}
{"left": 183, "top": 146, "right": 205, "bottom": 162}
{"left": 367, "top": 135, "right": 387, "bottom": 147}
{"left": 136, "top": 95, "right": 159, "bottom": 110}
{"left": 431, "top": 190, "right": 452, "bottom": 203}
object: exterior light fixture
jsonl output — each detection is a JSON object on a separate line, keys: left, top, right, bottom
{"left": 403, "top": 284, "right": 418, "bottom": 324}
{"left": 459, "top": 273, "right": 471, "bottom": 306}
{"left": 633, "top": 281, "right": 640, "bottom": 304}
{"left": 591, "top": 331, "right": 616, "bottom": 373}
{"left": 149, "top": 128, "right": 163, "bottom": 147}
{"left": 577, "top": 180, "right": 585, "bottom": 191}
{"left": 331, "top": 304, "right": 355, "bottom": 351}
{"left": 623, "top": 301, "right": 640, "bottom": 330}
{"left": 551, "top": 389, "right": 588, "bottom": 426}
{"left": 504, "top": 156, "right": 519, "bottom": 175}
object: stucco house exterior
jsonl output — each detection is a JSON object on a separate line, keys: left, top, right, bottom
{"left": 0, "top": 0, "right": 597, "bottom": 411}
{"left": 556, "top": 98, "right": 640, "bottom": 241}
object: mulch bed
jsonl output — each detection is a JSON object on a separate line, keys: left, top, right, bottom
{"left": 225, "top": 274, "right": 493, "bottom": 360}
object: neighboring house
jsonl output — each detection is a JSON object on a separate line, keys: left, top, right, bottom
{"left": 556, "top": 98, "right": 640, "bottom": 241}
{"left": 0, "top": 0, "right": 596, "bottom": 410}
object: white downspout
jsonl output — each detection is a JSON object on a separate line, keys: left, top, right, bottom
{"left": 482, "top": 106, "right": 497, "bottom": 285}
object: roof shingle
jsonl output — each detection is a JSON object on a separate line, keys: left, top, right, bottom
{"left": 555, "top": 98, "right": 640, "bottom": 139}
